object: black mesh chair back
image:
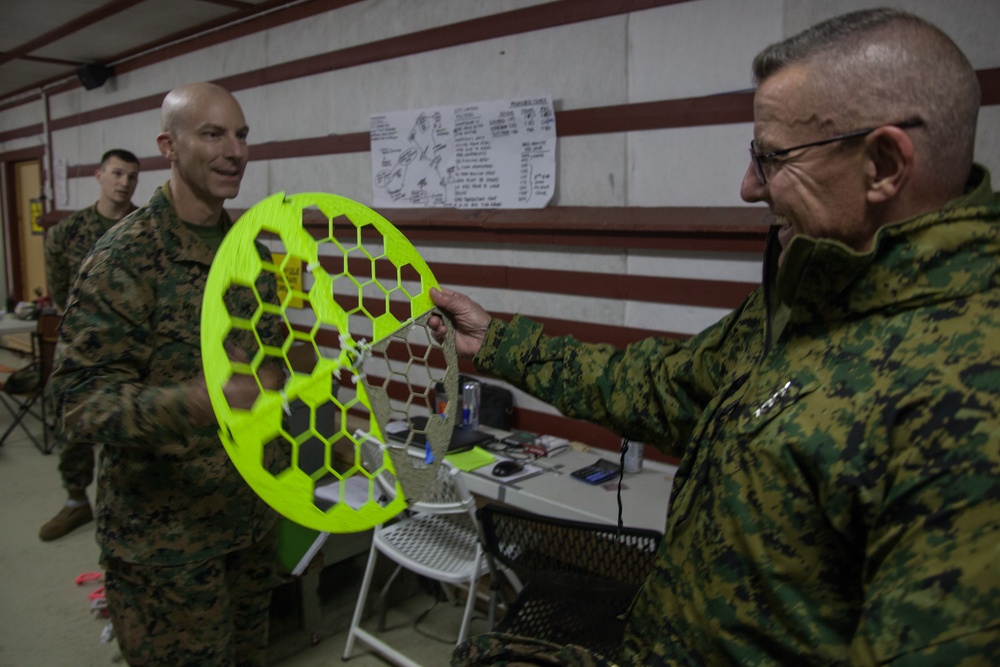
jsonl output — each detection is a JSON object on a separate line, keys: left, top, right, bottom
{"left": 476, "top": 503, "right": 662, "bottom": 663}
{"left": 0, "top": 312, "right": 60, "bottom": 453}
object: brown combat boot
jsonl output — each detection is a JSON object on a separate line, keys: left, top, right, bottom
{"left": 39, "top": 502, "right": 94, "bottom": 541}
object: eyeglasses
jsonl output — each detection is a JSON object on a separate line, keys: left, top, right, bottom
{"left": 749, "top": 119, "right": 924, "bottom": 185}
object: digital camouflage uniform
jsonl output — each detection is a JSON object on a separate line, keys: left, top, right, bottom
{"left": 45, "top": 202, "right": 135, "bottom": 311}
{"left": 44, "top": 202, "right": 135, "bottom": 494}
{"left": 464, "top": 166, "right": 1000, "bottom": 666}
{"left": 50, "top": 183, "right": 283, "bottom": 666}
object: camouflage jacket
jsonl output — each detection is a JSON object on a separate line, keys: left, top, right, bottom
{"left": 50, "top": 184, "right": 282, "bottom": 566}
{"left": 474, "top": 166, "right": 1000, "bottom": 665}
{"left": 44, "top": 202, "right": 135, "bottom": 311}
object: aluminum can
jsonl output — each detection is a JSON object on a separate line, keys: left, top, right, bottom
{"left": 622, "top": 438, "right": 644, "bottom": 473}
{"left": 434, "top": 382, "right": 449, "bottom": 415}
{"left": 460, "top": 379, "right": 481, "bottom": 430}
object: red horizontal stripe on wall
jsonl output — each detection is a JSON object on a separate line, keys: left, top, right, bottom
{"left": 379, "top": 204, "right": 772, "bottom": 234}
{"left": 501, "top": 267, "right": 756, "bottom": 308}
{"left": 503, "top": 312, "right": 686, "bottom": 346}
{"left": 284, "top": 205, "right": 769, "bottom": 253}
{"left": 250, "top": 133, "right": 372, "bottom": 160}
{"left": 0, "top": 145, "right": 45, "bottom": 163}
{"left": 290, "top": 252, "right": 755, "bottom": 310}
{"left": 296, "top": 301, "right": 689, "bottom": 350}
{"left": 0, "top": 123, "right": 43, "bottom": 143}
{"left": 979, "top": 67, "right": 1000, "bottom": 106}
{"left": 558, "top": 91, "right": 754, "bottom": 136}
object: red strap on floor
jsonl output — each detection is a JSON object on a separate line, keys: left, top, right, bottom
{"left": 75, "top": 572, "right": 103, "bottom": 585}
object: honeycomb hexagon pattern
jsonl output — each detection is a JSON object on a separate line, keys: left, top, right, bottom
{"left": 201, "top": 193, "right": 459, "bottom": 533}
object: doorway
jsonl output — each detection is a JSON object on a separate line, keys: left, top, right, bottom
{"left": 1, "top": 154, "right": 46, "bottom": 307}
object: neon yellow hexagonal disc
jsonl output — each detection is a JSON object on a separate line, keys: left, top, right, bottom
{"left": 201, "top": 192, "right": 458, "bottom": 533}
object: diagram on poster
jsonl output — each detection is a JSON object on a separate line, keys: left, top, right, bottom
{"left": 371, "top": 96, "right": 555, "bottom": 209}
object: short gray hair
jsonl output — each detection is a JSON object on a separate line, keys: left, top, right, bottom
{"left": 753, "top": 8, "right": 980, "bottom": 180}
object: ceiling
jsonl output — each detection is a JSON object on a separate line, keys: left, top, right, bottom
{"left": 0, "top": 0, "right": 303, "bottom": 105}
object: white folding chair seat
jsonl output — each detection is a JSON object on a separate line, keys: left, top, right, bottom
{"left": 342, "top": 432, "right": 488, "bottom": 667}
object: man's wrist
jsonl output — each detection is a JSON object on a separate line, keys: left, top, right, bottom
{"left": 473, "top": 317, "right": 506, "bottom": 373}
{"left": 183, "top": 381, "right": 216, "bottom": 429}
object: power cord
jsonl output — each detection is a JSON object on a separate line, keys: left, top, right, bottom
{"left": 411, "top": 581, "right": 488, "bottom": 644}
{"left": 616, "top": 437, "right": 628, "bottom": 533}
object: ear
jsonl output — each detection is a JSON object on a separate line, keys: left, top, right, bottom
{"left": 156, "top": 131, "right": 176, "bottom": 162}
{"left": 864, "top": 126, "right": 915, "bottom": 205}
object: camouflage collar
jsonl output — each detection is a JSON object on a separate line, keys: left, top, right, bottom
{"left": 151, "top": 183, "right": 233, "bottom": 265}
{"left": 770, "top": 165, "right": 999, "bottom": 322}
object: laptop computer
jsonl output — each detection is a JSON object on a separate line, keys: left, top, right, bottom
{"left": 386, "top": 415, "right": 495, "bottom": 454}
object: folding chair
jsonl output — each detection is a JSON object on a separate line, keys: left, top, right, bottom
{"left": 476, "top": 503, "right": 663, "bottom": 663}
{"left": 343, "top": 433, "right": 490, "bottom": 667}
{"left": 0, "top": 313, "right": 59, "bottom": 453}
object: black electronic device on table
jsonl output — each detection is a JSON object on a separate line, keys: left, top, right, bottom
{"left": 491, "top": 460, "right": 525, "bottom": 477}
{"left": 386, "top": 415, "right": 495, "bottom": 454}
{"left": 570, "top": 458, "right": 621, "bottom": 484}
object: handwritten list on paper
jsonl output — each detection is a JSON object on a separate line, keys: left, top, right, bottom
{"left": 370, "top": 96, "right": 556, "bottom": 209}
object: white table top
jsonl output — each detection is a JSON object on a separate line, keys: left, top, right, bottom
{"left": 0, "top": 316, "right": 37, "bottom": 336}
{"left": 342, "top": 414, "right": 674, "bottom": 533}
{"left": 461, "top": 445, "right": 674, "bottom": 533}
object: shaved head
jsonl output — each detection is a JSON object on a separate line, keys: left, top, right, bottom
{"left": 161, "top": 82, "right": 239, "bottom": 135}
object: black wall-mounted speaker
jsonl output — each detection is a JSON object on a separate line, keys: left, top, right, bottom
{"left": 76, "top": 63, "right": 113, "bottom": 90}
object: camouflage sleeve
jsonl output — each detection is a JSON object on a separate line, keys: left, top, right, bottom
{"left": 861, "top": 629, "right": 1000, "bottom": 666}
{"left": 44, "top": 221, "right": 70, "bottom": 311}
{"left": 51, "top": 249, "right": 192, "bottom": 448}
{"left": 473, "top": 313, "right": 733, "bottom": 457}
{"left": 848, "top": 377, "right": 1000, "bottom": 663}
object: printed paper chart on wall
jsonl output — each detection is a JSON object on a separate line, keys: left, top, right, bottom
{"left": 370, "top": 96, "right": 555, "bottom": 209}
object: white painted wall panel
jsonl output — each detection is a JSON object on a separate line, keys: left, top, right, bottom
{"left": 355, "top": 21, "right": 627, "bottom": 133}
{"left": 629, "top": 250, "right": 763, "bottom": 283}
{"left": 242, "top": 17, "right": 628, "bottom": 146}
{"left": 629, "top": 0, "right": 784, "bottom": 102}
{"left": 77, "top": 110, "right": 158, "bottom": 169}
{"left": 557, "top": 134, "right": 627, "bottom": 206}
{"left": 626, "top": 123, "right": 755, "bottom": 206}
{"left": 0, "top": 135, "right": 44, "bottom": 155}
{"left": 0, "top": 97, "right": 43, "bottom": 132}
{"left": 626, "top": 300, "right": 731, "bottom": 335}
{"left": 258, "top": 153, "right": 372, "bottom": 207}
{"left": 418, "top": 242, "right": 623, "bottom": 274}
{"left": 976, "top": 107, "right": 1000, "bottom": 177}
{"left": 505, "top": 290, "right": 628, "bottom": 326}
{"left": 264, "top": 0, "right": 549, "bottom": 65}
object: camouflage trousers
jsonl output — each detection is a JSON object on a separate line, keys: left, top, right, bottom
{"left": 103, "top": 532, "right": 278, "bottom": 667}
{"left": 452, "top": 633, "right": 619, "bottom": 667}
{"left": 57, "top": 436, "right": 95, "bottom": 492}
{"left": 47, "top": 401, "right": 95, "bottom": 493}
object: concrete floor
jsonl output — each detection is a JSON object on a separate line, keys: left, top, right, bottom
{"left": 0, "top": 372, "right": 489, "bottom": 666}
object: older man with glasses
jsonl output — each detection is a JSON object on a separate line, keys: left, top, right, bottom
{"left": 439, "top": 7, "right": 1000, "bottom": 666}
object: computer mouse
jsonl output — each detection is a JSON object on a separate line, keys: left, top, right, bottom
{"left": 491, "top": 460, "right": 524, "bottom": 477}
